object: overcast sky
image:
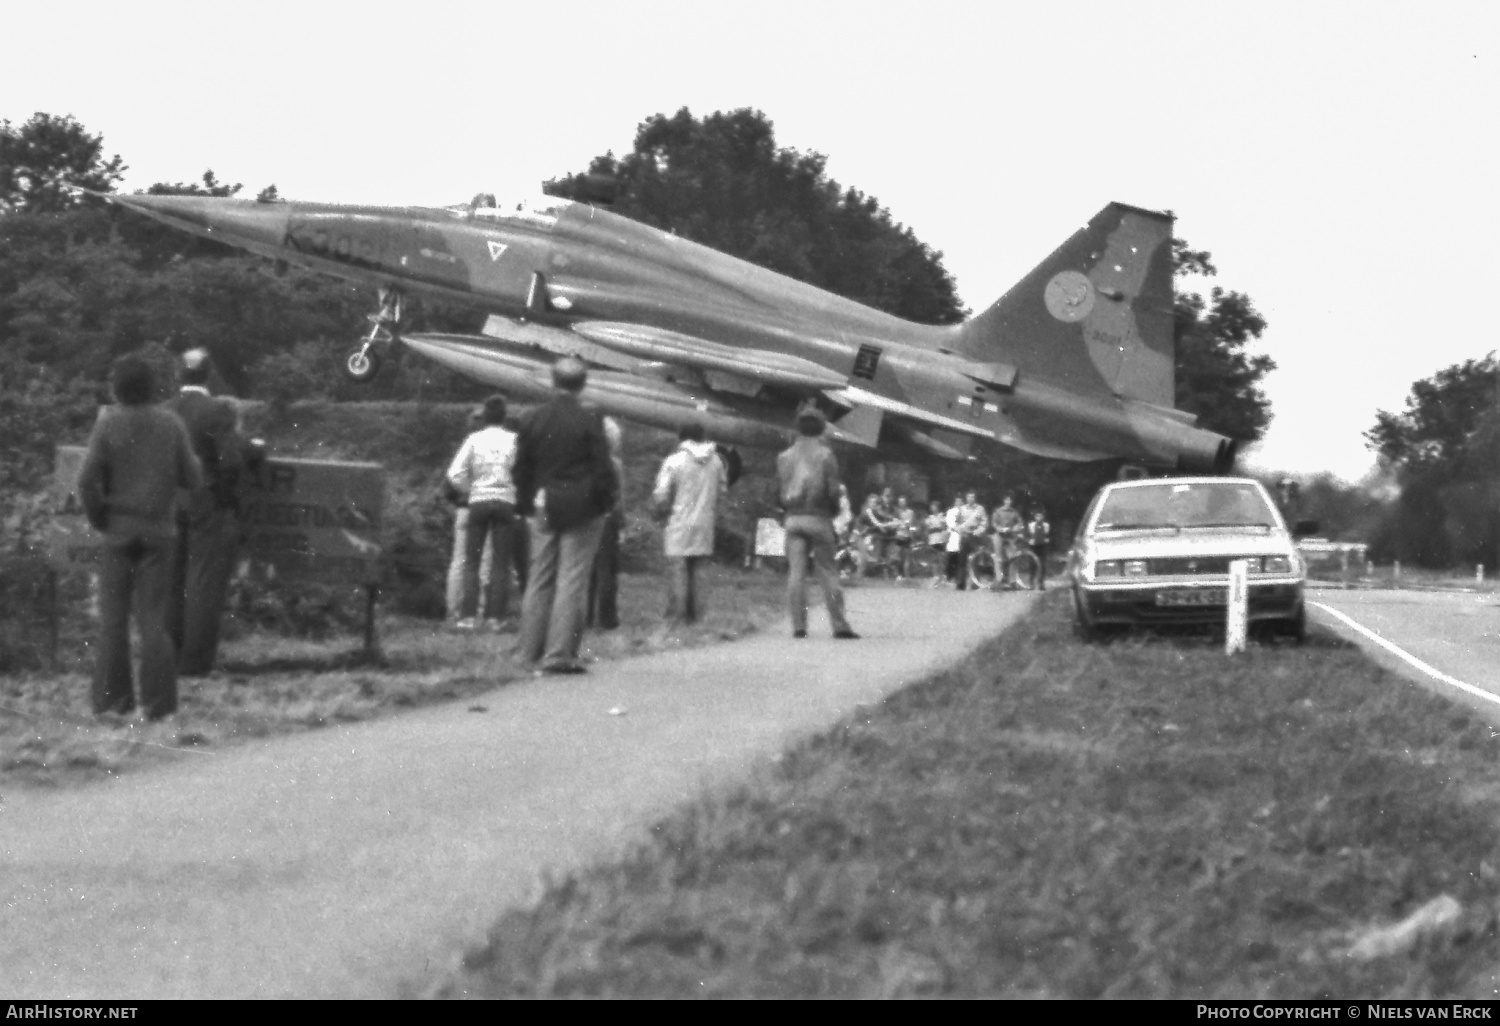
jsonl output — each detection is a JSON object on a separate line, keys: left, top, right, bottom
{"left": 4, "top": 0, "right": 1495, "bottom": 482}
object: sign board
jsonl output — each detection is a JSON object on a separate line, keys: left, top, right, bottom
{"left": 240, "top": 458, "right": 385, "bottom": 584}
{"left": 45, "top": 447, "right": 385, "bottom": 585}
{"left": 754, "top": 517, "right": 787, "bottom": 558}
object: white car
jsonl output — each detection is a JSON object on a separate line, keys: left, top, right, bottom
{"left": 1067, "top": 476, "right": 1311, "bottom": 641}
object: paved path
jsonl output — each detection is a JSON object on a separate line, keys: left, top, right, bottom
{"left": 1, "top": 586, "right": 1034, "bottom": 999}
{"left": 1310, "top": 587, "right": 1500, "bottom": 722}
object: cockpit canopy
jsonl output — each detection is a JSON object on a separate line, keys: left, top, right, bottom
{"left": 444, "top": 193, "right": 572, "bottom": 226}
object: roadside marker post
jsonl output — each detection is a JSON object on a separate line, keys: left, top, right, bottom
{"left": 1478, "top": 565, "right": 1485, "bottom": 584}
{"left": 1226, "top": 559, "right": 1249, "bottom": 654}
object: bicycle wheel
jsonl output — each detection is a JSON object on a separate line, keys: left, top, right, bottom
{"left": 1008, "top": 549, "right": 1040, "bottom": 589}
{"left": 968, "top": 548, "right": 998, "bottom": 589}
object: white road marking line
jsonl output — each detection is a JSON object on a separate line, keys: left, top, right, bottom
{"left": 1310, "top": 600, "right": 1500, "bottom": 707}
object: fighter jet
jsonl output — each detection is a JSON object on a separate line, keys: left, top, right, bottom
{"left": 102, "top": 189, "right": 1237, "bottom": 471}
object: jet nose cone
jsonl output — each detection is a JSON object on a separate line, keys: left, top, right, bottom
{"left": 112, "top": 194, "right": 290, "bottom": 252}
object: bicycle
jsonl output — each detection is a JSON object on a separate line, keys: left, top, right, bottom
{"left": 904, "top": 541, "right": 944, "bottom": 580}
{"left": 966, "top": 543, "right": 1000, "bottom": 589}
{"left": 1006, "top": 545, "right": 1041, "bottom": 589}
{"left": 987, "top": 531, "right": 1042, "bottom": 590}
{"left": 834, "top": 531, "right": 903, "bottom": 580}
{"left": 962, "top": 536, "right": 1041, "bottom": 590}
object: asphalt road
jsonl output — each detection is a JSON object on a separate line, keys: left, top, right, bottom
{"left": 1, "top": 585, "right": 1035, "bottom": 999}
{"left": 1309, "top": 587, "right": 1500, "bottom": 722}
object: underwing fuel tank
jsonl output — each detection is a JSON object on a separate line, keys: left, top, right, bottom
{"left": 401, "top": 333, "right": 795, "bottom": 450}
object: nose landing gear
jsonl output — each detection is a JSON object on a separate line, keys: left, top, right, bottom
{"left": 343, "top": 288, "right": 404, "bottom": 383}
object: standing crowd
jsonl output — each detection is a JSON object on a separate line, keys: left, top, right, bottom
{"left": 79, "top": 349, "right": 262, "bottom": 724}
{"left": 84, "top": 350, "right": 1018, "bottom": 719}
{"left": 443, "top": 366, "right": 864, "bottom": 664}
{"left": 845, "top": 486, "right": 1052, "bottom": 590}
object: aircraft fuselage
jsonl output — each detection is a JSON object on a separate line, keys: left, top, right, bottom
{"left": 107, "top": 192, "right": 1238, "bottom": 472}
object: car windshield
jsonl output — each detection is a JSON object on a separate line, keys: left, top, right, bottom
{"left": 1094, "top": 482, "right": 1276, "bottom": 532}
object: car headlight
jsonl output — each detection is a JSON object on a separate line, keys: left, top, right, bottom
{"left": 1259, "top": 555, "right": 1292, "bottom": 574}
{"left": 1123, "top": 559, "right": 1148, "bottom": 576}
{"left": 1094, "top": 560, "right": 1122, "bottom": 578}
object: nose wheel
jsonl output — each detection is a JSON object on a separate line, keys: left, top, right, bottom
{"left": 344, "top": 344, "right": 383, "bottom": 382}
{"left": 343, "top": 288, "right": 403, "bottom": 384}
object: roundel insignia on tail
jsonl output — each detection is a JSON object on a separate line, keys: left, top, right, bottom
{"left": 1044, "top": 270, "right": 1095, "bottom": 323}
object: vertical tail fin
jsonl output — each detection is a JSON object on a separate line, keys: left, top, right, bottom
{"left": 951, "top": 203, "right": 1176, "bottom": 408}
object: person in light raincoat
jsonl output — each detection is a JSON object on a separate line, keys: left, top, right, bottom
{"left": 652, "top": 422, "right": 728, "bottom": 623}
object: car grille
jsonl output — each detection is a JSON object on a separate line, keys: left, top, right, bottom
{"left": 1147, "top": 556, "right": 1245, "bottom": 575}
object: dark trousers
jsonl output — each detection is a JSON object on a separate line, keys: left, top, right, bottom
{"left": 168, "top": 509, "right": 241, "bottom": 676}
{"left": 1034, "top": 544, "right": 1049, "bottom": 589}
{"left": 665, "top": 555, "right": 704, "bottom": 624}
{"left": 510, "top": 518, "right": 530, "bottom": 595}
{"left": 784, "top": 515, "right": 852, "bottom": 635}
{"left": 462, "top": 501, "right": 517, "bottom": 620}
{"left": 952, "top": 535, "right": 980, "bottom": 590}
{"left": 587, "top": 510, "right": 621, "bottom": 629}
{"left": 96, "top": 535, "right": 177, "bottom": 719}
{"left": 518, "top": 514, "right": 606, "bottom": 667}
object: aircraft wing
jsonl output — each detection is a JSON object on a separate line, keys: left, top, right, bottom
{"left": 476, "top": 314, "right": 1096, "bottom": 458}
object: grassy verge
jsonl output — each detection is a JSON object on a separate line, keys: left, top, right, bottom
{"left": 0, "top": 567, "right": 785, "bottom": 787}
{"left": 437, "top": 592, "right": 1500, "bottom": 998}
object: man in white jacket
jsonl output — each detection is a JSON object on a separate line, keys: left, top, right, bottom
{"left": 447, "top": 395, "right": 520, "bottom": 630}
{"left": 652, "top": 423, "right": 727, "bottom": 624}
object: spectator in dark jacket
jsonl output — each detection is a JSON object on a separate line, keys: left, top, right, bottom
{"left": 166, "top": 348, "right": 261, "bottom": 675}
{"left": 776, "top": 405, "right": 857, "bottom": 640}
{"left": 78, "top": 354, "right": 202, "bottom": 721}
{"left": 587, "top": 416, "right": 625, "bottom": 631}
{"left": 513, "top": 357, "right": 620, "bottom": 673}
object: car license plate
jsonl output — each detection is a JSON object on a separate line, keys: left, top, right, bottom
{"left": 1156, "top": 588, "right": 1227, "bottom": 607}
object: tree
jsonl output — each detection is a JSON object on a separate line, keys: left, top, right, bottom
{"left": 1172, "top": 242, "right": 1274, "bottom": 443}
{"left": 0, "top": 113, "right": 126, "bottom": 213}
{"left": 147, "top": 170, "right": 243, "bottom": 197}
{"left": 1364, "top": 356, "right": 1499, "bottom": 567}
{"left": 546, "top": 108, "right": 966, "bottom": 325}
{"left": 1365, "top": 355, "right": 1497, "bottom": 472}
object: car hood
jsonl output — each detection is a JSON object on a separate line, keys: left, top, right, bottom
{"left": 1085, "top": 530, "right": 1295, "bottom": 561}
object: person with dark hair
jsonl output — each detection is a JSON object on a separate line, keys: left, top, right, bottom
{"left": 1025, "top": 507, "right": 1052, "bottom": 590}
{"left": 776, "top": 405, "right": 858, "bottom": 640}
{"left": 924, "top": 498, "right": 949, "bottom": 588}
{"left": 950, "top": 491, "right": 988, "bottom": 590}
{"left": 513, "top": 357, "right": 619, "bottom": 673}
{"left": 859, "top": 486, "right": 902, "bottom": 567}
{"left": 445, "top": 405, "right": 489, "bottom": 624}
{"left": 587, "top": 417, "right": 625, "bottom": 630}
{"left": 78, "top": 354, "right": 203, "bottom": 722}
{"left": 447, "top": 394, "right": 520, "bottom": 630}
{"left": 166, "top": 348, "right": 262, "bottom": 675}
{"left": 990, "top": 492, "right": 1024, "bottom": 589}
{"left": 652, "top": 421, "right": 727, "bottom": 624}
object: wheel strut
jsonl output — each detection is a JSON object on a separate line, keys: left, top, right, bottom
{"left": 343, "top": 289, "right": 404, "bottom": 383}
